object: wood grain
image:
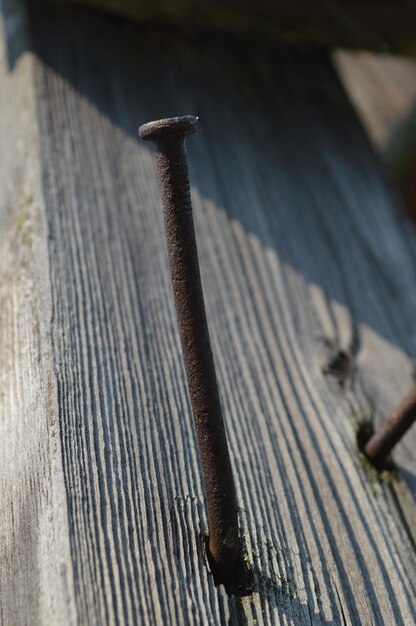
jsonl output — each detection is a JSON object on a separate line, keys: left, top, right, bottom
{"left": 0, "top": 22, "right": 76, "bottom": 625}
{"left": 1, "top": 7, "right": 416, "bottom": 625}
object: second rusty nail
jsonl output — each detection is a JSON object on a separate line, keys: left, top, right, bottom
{"left": 363, "top": 383, "right": 416, "bottom": 470}
{"left": 139, "top": 116, "right": 239, "bottom": 585}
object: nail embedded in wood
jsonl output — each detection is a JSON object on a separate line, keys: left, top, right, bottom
{"left": 139, "top": 116, "right": 239, "bottom": 585}
{"left": 363, "top": 384, "right": 416, "bottom": 470}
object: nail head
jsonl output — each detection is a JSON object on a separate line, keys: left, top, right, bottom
{"left": 139, "top": 115, "right": 198, "bottom": 142}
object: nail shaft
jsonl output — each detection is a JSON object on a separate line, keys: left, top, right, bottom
{"left": 139, "top": 116, "right": 239, "bottom": 584}
{"left": 363, "top": 383, "right": 416, "bottom": 469}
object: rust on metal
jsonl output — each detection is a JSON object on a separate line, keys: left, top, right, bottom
{"left": 363, "top": 383, "right": 416, "bottom": 469}
{"left": 139, "top": 116, "right": 239, "bottom": 585}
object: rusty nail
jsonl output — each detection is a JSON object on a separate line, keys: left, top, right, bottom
{"left": 139, "top": 116, "right": 239, "bottom": 585}
{"left": 363, "top": 383, "right": 416, "bottom": 470}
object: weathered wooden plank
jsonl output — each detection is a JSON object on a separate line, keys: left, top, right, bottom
{"left": 334, "top": 50, "right": 416, "bottom": 148}
{"left": 1, "top": 7, "right": 416, "bottom": 625}
{"left": 0, "top": 23, "right": 76, "bottom": 625}
{"left": 334, "top": 49, "right": 416, "bottom": 222}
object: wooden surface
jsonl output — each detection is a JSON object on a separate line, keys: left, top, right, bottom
{"left": 1, "top": 7, "right": 416, "bottom": 625}
{"left": 0, "top": 18, "right": 76, "bottom": 625}
{"left": 334, "top": 50, "right": 416, "bottom": 223}
{"left": 335, "top": 50, "right": 416, "bottom": 148}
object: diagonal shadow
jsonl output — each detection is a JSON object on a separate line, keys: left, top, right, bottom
{"left": 9, "top": 4, "right": 415, "bottom": 361}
